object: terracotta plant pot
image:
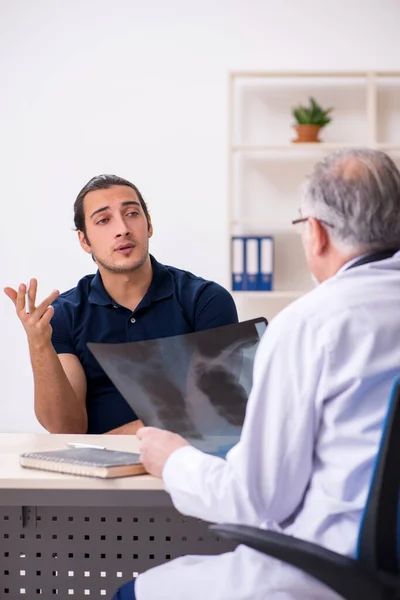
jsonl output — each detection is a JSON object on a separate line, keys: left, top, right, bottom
{"left": 292, "top": 124, "right": 322, "bottom": 143}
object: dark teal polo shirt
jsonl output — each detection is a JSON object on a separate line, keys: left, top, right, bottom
{"left": 51, "top": 256, "right": 238, "bottom": 433}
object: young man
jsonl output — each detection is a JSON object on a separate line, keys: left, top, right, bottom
{"left": 114, "top": 149, "right": 400, "bottom": 599}
{"left": 4, "top": 175, "right": 238, "bottom": 435}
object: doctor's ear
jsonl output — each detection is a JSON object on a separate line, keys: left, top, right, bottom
{"left": 308, "top": 217, "right": 329, "bottom": 256}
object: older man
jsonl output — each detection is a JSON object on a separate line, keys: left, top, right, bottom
{"left": 115, "top": 148, "right": 400, "bottom": 600}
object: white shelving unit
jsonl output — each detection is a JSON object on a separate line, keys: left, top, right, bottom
{"left": 228, "top": 71, "right": 400, "bottom": 322}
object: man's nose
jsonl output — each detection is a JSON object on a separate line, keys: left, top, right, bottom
{"left": 114, "top": 215, "right": 130, "bottom": 238}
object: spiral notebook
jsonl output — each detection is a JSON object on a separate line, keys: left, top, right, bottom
{"left": 19, "top": 447, "right": 146, "bottom": 479}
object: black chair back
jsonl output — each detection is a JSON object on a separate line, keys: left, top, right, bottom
{"left": 356, "top": 377, "right": 400, "bottom": 575}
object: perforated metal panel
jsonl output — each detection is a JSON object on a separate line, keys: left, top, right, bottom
{"left": 0, "top": 505, "right": 234, "bottom": 598}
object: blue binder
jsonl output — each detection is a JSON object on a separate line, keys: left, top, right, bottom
{"left": 258, "top": 236, "right": 274, "bottom": 291}
{"left": 244, "top": 237, "right": 259, "bottom": 291}
{"left": 231, "top": 235, "right": 274, "bottom": 291}
{"left": 231, "top": 236, "right": 245, "bottom": 291}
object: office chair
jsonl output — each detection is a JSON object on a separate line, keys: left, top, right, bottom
{"left": 211, "top": 377, "right": 400, "bottom": 600}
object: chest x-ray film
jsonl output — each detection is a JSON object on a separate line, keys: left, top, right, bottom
{"left": 88, "top": 317, "right": 267, "bottom": 457}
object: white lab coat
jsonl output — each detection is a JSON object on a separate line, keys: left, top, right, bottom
{"left": 136, "top": 252, "right": 400, "bottom": 600}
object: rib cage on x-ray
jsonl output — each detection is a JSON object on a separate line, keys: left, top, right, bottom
{"left": 88, "top": 317, "right": 267, "bottom": 456}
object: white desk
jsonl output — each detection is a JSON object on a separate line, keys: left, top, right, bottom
{"left": 0, "top": 434, "right": 233, "bottom": 599}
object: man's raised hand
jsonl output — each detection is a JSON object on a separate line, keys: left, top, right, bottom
{"left": 4, "top": 279, "right": 60, "bottom": 348}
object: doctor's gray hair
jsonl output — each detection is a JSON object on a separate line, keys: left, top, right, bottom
{"left": 302, "top": 148, "right": 400, "bottom": 252}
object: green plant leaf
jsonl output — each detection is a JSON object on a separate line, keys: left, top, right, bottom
{"left": 292, "top": 97, "right": 334, "bottom": 126}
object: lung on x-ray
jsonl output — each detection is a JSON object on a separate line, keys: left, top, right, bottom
{"left": 88, "top": 317, "right": 267, "bottom": 457}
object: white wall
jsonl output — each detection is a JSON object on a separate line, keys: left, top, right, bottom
{"left": 1, "top": 0, "right": 399, "bottom": 432}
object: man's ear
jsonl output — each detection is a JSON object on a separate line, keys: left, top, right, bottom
{"left": 78, "top": 230, "right": 91, "bottom": 254}
{"left": 308, "top": 217, "right": 329, "bottom": 256}
{"left": 147, "top": 216, "right": 153, "bottom": 238}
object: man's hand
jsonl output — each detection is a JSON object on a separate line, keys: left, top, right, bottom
{"left": 4, "top": 279, "right": 59, "bottom": 349}
{"left": 136, "top": 427, "right": 189, "bottom": 478}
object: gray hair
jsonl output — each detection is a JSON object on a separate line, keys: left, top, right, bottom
{"left": 301, "top": 148, "right": 400, "bottom": 252}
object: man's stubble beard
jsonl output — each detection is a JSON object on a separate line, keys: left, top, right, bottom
{"left": 87, "top": 238, "right": 149, "bottom": 275}
{"left": 93, "top": 252, "right": 149, "bottom": 274}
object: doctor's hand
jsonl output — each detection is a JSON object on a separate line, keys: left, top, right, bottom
{"left": 136, "top": 427, "right": 189, "bottom": 478}
{"left": 4, "top": 279, "right": 60, "bottom": 349}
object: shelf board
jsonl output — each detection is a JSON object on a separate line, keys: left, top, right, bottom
{"left": 232, "top": 143, "right": 366, "bottom": 153}
{"left": 375, "top": 144, "right": 400, "bottom": 151}
{"left": 231, "top": 71, "right": 376, "bottom": 79}
{"left": 230, "top": 222, "right": 292, "bottom": 229}
{"left": 230, "top": 219, "right": 300, "bottom": 228}
{"left": 232, "top": 290, "right": 306, "bottom": 299}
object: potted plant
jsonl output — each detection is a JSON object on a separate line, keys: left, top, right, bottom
{"left": 291, "top": 97, "right": 333, "bottom": 143}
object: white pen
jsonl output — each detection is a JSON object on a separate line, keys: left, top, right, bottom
{"left": 67, "top": 442, "right": 107, "bottom": 450}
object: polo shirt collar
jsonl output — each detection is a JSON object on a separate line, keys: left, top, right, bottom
{"left": 88, "top": 271, "right": 114, "bottom": 306}
{"left": 143, "top": 255, "right": 174, "bottom": 304}
{"left": 88, "top": 255, "right": 174, "bottom": 307}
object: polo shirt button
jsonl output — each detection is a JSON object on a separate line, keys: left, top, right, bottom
{"left": 130, "top": 317, "right": 136, "bottom": 324}
{"left": 113, "top": 305, "right": 118, "bottom": 309}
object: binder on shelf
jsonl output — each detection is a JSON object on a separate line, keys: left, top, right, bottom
{"left": 231, "top": 235, "right": 274, "bottom": 292}
{"left": 258, "top": 236, "right": 274, "bottom": 291}
{"left": 244, "top": 237, "right": 258, "bottom": 291}
{"left": 231, "top": 236, "right": 245, "bottom": 291}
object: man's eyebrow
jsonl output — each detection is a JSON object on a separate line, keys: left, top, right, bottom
{"left": 121, "top": 201, "right": 141, "bottom": 209}
{"left": 90, "top": 205, "right": 109, "bottom": 219}
{"left": 89, "top": 201, "right": 141, "bottom": 220}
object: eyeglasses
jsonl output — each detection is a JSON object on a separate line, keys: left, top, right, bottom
{"left": 291, "top": 216, "right": 309, "bottom": 227}
{"left": 291, "top": 211, "right": 334, "bottom": 232}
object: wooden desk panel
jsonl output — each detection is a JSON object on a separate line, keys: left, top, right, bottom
{"left": 0, "top": 434, "right": 234, "bottom": 598}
